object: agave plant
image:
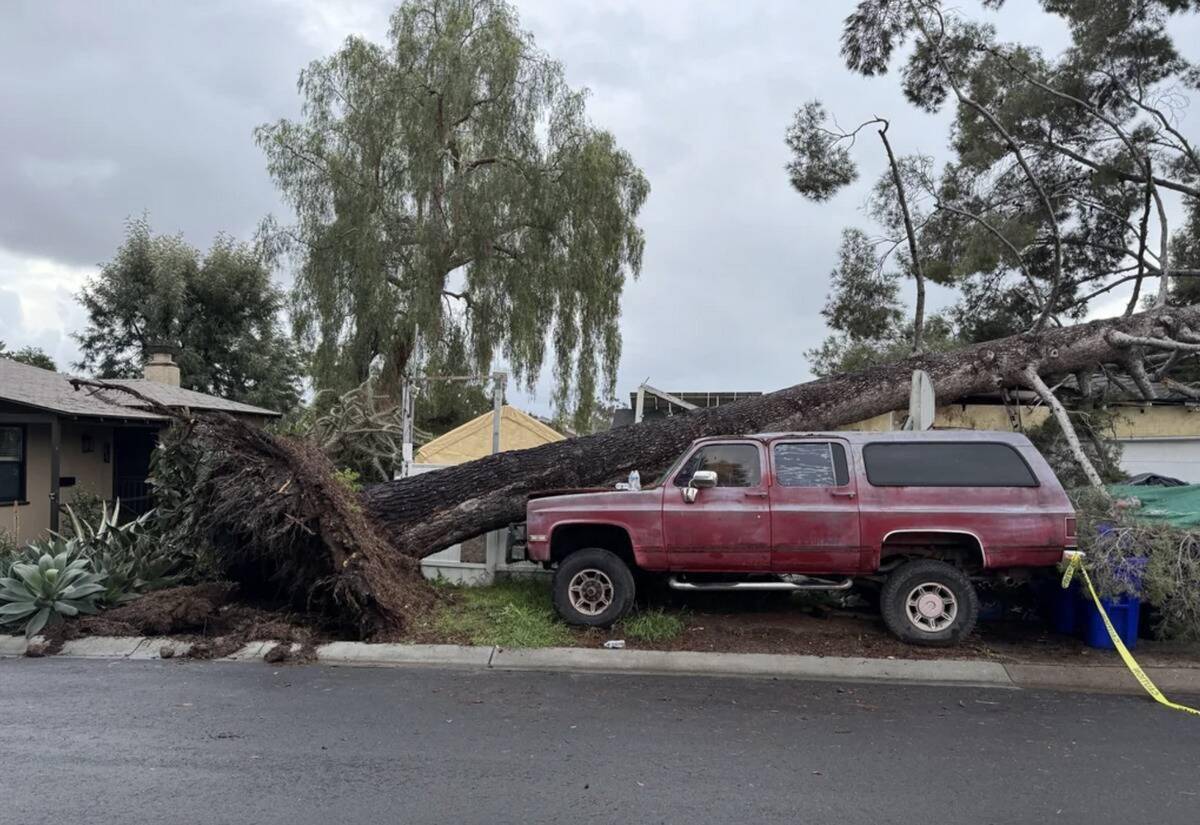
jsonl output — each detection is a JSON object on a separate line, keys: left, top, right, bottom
{"left": 62, "top": 501, "right": 179, "bottom": 605}
{"left": 0, "top": 546, "right": 107, "bottom": 637}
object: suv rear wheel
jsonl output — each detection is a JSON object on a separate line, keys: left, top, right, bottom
{"left": 552, "top": 548, "right": 636, "bottom": 627}
{"left": 880, "top": 559, "right": 979, "bottom": 646}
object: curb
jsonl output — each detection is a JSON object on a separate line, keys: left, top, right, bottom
{"left": 4, "top": 635, "right": 1198, "bottom": 696}
{"left": 487, "top": 646, "right": 1013, "bottom": 688}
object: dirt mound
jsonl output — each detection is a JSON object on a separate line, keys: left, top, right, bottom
{"left": 79, "top": 582, "right": 236, "bottom": 637}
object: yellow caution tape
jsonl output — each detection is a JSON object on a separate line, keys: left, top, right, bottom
{"left": 1061, "top": 553, "right": 1199, "bottom": 716}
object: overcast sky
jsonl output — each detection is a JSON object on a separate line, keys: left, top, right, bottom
{"left": 1, "top": 1, "right": 1196, "bottom": 414}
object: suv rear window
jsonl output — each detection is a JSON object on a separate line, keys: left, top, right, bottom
{"left": 862, "top": 442, "right": 1037, "bottom": 487}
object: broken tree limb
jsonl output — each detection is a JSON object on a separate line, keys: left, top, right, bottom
{"left": 1023, "top": 366, "right": 1107, "bottom": 490}
{"left": 363, "top": 305, "right": 1200, "bottom": 559}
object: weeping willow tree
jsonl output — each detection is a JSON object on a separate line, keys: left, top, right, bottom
{"left": 257, "top": 0, "right": 649, "bottom": 429}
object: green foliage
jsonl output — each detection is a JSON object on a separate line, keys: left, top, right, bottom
{"left": 302, "top": 379, "right": 406, "bottom": 482}
{"left": 1026, "top": 409, "right": 1124, "bottom": 490}
{"left": 784, "top": 101, "right": 859, "bottom": 200}
{"left": 75, "top": 216, "right": 303, "bottom": 412}
{"left": 61, "top": 502, "right": 180, "bottom": 606}
{"left": 807, "top": 315, "right": 959, "bottom": 378}
{"left": 801, "top": 0, "right": 1200, "bottom": 390}
{"left": 620, "top": 608, "right": 684, "bottom": 643}
{"left": 333, "top": 468, "right": 364, "bottom": 494}
{"left": 821, "top": 228, "right": 904, "bottom": 341}
{"left": 0, "top": 528, "right": 19, "bottom": 561}
{"left": 257, "top": 0, "right": 649, "bottom": 430}
{"left": 428, "top": 579, "right": 572, "bottom": 648}
{"left": 0, "top": 341, "right": 57, "bottom": 371}
{"left": 0, "top": 545, "right": 106, "bottom": 637}
{"left": 414, "top": 326, "right": 493, "bottom": 438}
{"left": 143, "top": 423, "right": 221, "bottom": 582}
{"left": 1070, "top": 487, "right": 1200, "bottom": 641}
{"left": 60, "top": 490, "right": 107, "bottom": 539}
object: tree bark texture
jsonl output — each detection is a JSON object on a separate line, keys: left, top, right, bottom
{"left": 363, "top": 305, "right": 1200, "bottom": 559}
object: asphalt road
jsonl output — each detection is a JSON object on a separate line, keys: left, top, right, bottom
{"left": 3, "top": 659, "right": 1198, "bottom": 825}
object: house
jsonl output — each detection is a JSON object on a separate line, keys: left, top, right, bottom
{"left": 414, "top": 405, "right": 563, "bottom": 583}
{"left": 609, "top": 380, "right": 1200, "bottom": 482}
{"left": 0, "top": 351, "right": 280, "bottom": 545}
{"left": 415, "top": 404, "right": 565, "bottom": 465}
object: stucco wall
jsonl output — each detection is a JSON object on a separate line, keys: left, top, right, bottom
{"left": 60, "top": 421, "right": 116, "bottom": 505}
{"left": 0, "top": 421, "right": 118, "bottom": 546}
{"left": 1, "top": 423, "right": 49, "bottom": 547}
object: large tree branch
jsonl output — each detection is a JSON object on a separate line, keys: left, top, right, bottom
{"left": 363, "top": 304, "right": 1200, "bottom": 558}
{"left": 876, "top": 119, "right": 927, "bottom": 353}
{"left": 1023, "top": 366, "right": 1107, "bottom": 489}
{"left": 1035, "top": 137, "right": 1200, "bottom": 198}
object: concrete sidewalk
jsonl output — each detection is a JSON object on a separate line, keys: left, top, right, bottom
{"left": 4, "top": 634, "right": 1199, "bottom": 697}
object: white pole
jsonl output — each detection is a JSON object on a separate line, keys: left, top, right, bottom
{"left": 491, "top": 371, "right": 506, "bottom": 455}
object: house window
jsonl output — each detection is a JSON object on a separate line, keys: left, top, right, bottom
{"left": 0, "top": 426, "right": 25, "bottom": 503}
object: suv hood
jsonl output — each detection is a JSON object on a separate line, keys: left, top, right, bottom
{"left": 527, "top": 487, "right": 663, "bottom": 514}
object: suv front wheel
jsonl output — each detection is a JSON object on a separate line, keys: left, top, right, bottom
{"left": 880, "top": 559, "right": 979, "bottom": 646}
{"left": 552, "top": 548, "right": 636, "bottom": 627}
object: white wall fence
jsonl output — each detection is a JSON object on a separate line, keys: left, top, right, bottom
{"left": 407, "top": 462, "right": 547, "bottom": 586}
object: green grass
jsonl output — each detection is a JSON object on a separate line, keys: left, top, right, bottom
{"left": 619, "top": 608, "right": 685, "bottom": 643}
{"left": 425, "top": 579, "right": 689, "bottom": 648}
{"left": 431, "top": 579, "right": 574, "bottom": 648}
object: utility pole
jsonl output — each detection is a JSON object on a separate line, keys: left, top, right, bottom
{"left": 491, "top": 371, "right": 507, "bottom": 455}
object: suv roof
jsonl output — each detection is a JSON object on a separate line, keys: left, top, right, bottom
{"left": 692, "top": 430, "right": 1034, "bottom": 446}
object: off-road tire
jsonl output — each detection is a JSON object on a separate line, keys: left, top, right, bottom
{"left": 880, "top": 559, "right": 979, "bottom": 646}
{"left": 552, "top": 548, "right": 636, "bottom": 627}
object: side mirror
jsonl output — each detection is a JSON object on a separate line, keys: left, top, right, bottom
{"left": 682, "top": 470, "right": 718, "bottom": 503}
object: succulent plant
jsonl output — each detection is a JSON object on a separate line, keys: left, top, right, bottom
{"left": 0, "top": 547, "right": 107, "bottom": 637}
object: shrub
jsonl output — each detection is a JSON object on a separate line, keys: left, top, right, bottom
{"left": 0, "top": 544, "right": 107, "bottom": 637}
{"left": 1070, "top": 488, "right": 1200, "bottom": 641}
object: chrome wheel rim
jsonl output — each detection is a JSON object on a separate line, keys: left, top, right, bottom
{"left": 905, "top": 582, "right": 958, "bottom": 632}
{"left": 567, "top": 569, "right": 615, "bottom": 616}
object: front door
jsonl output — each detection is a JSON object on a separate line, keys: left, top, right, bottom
{"left": 662, "top": 441, "right": 771, "bottom": 571}
{"left": 769, "top": 440, "right": 862, "bottom": 573}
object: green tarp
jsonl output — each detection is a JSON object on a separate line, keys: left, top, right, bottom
{"left": 1107, "top": 484, "right": 1200, "bottom": 528}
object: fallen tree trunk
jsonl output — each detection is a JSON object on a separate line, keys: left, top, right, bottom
{"left": 364, "top": 305, "right": 1200, "bottom": 559}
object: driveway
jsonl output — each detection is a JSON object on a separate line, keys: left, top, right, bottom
{"left": 4, "top": 659, "right": 1198, "bottom": 824}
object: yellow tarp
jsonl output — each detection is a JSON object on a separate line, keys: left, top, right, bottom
{"left": 415, "top": 405, "right": 564, "bottom": 465}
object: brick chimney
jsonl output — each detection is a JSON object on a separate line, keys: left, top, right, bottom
{"left": 143, "top": 349, "right": 181, "bottom": 386}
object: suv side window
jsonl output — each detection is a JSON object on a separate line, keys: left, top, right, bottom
{"left": 674, "top": 443, "right": 761, "bottom": 487}
{"left": 862, "top": 442, "right": 1038, "bottom": 487}
{"left": 774, "top": 442, "right": 849, "bottom": 487}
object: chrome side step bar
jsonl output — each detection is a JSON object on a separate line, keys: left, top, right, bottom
{"left": 667, "top": 576, "right": 853, "bottom": 592}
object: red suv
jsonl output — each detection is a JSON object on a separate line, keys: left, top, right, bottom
{"left": 521, "top": 430, "right": 1076, "bottom": 645}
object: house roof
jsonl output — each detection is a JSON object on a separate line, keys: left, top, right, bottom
{"left": 415, "top": 405, "right": 564, "bottom": 465}
{"left": 0, "top": 357, "right": 279, "bottom": 420}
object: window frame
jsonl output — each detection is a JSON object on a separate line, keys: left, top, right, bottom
{"left": 0, "top": 424, "right": 27, "bottom": 504}
{"left": 671, "top": 440, "right": 764, "bottom": 488}
{"left": 861, "top": 440, "right": 1040, "bottom": 488}
{"left": 771, "top": 440, "right": 850, "bottom": 488}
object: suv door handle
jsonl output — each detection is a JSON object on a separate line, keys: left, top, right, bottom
{"left": 830, "top": 490, "right": 857, "bottom": 499}
{"left": 744, "top": 490, "right": 768, "bottom": 498}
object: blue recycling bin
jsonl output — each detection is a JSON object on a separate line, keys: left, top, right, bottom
{"left": 1052, "top": 549, "right": 1146, "bottom": 650}
{"left": 1083, "top": 592, "right": 1141, "bottom": 650}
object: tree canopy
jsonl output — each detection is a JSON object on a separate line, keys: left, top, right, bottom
{"left": 0, "top": 341, "right": 56, "bottom": 371}
{"left": 257, "top": 0, "right": 649, "bottom": 430}
{"left": 788, "top": 0, "right": 1200, "bottom": 376}
{"left": 75, "top": 217, "right": 303, "bottom": 412}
